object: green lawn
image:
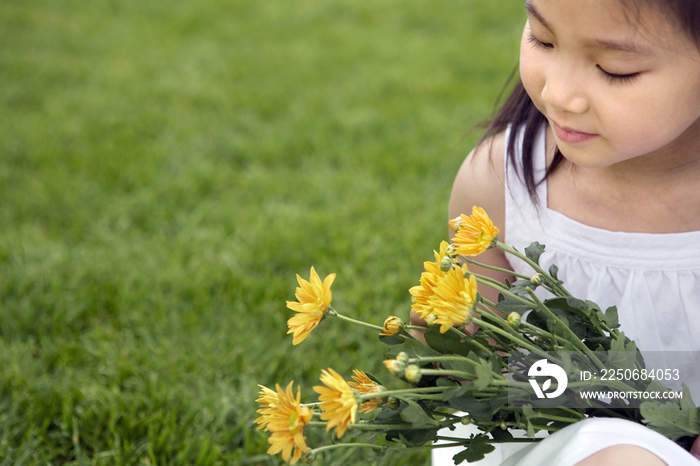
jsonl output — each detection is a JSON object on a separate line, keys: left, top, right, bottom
{"left": 0, "top": 0, "right": 523, "bottom": 464}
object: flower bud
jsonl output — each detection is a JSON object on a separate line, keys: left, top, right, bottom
{"left": 445, "top": 244, "right": 457, "bottom": 257}
{"left": 530, "top": 273, "right": 544, "bottom": 286}
{"left": 460, "top": 415, "right": 472, "bottom": 425}
{"left": 386, "top": 396, "right": 400, "bottom": 410}
{"left": 500, "top": 421, "right": 508, "bottom": 430}
{"left": 396, "top": 352, "right": 410, "bottom": 365}
{"left": 383, "top": 359, "right": 405, "bottom": 377}
{"left": 301, "top": 451, "right": 316, "bottom": 464}
{"left": 507, "top": 312, "right": 521, "bottom": 328}
{"left": 404, "top": 364, "right": 422, "bottom": 384}
{"left": 448, "top": 216, "right": 464, "bottom": 232}
{"left": 380, "top": 316, "right": 404, "bottom": 337}
{"left": 439, "top": 255, "right": 453, "bottom": 272}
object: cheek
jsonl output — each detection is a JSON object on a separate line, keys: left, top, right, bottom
{"left": 610, "top": 84, "right": 700, "bottom": 148}
{"left": 519, "top": 45, "right": 544, "bottom": 109}
{"left": 520, "top": 53, "right": 544, "bottom": 110}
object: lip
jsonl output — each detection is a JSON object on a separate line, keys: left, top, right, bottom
{"left": 551, "top": 121, "right": 597, "bottom": 144}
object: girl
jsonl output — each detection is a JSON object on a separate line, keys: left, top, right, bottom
{"left": 424, "top": 0, "right": 700, "bottom": 464}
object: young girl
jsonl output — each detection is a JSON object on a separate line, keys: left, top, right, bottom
{"left": 424, "top": 0, "right": 700, "bottom": 464}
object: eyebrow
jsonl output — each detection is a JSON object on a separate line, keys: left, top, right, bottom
{"left": 523, "top": 0, "right": 655, "bottom": 56}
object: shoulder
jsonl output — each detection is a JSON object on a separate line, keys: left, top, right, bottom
{"left": 449, "top": 130, "right": 507, "bottom": 242}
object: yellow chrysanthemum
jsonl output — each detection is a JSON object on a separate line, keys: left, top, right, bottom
{"left": 254, "top": 385, "right": 279, "bottom": 431}
{"left": 286, "top": 266, "right": 336, "bottom": 345}
{"left": 379, "top": 316, "right": 404, "bottom": 337}
{"left": 256, "top": 382, "right": 312, "bottom": 465}
{"left": 409, "top": 241, "right": 454, "bottom": 319}
{"left": 430, "top": 266, "right": 478, "bottom": 333}
{"left": 348, "top": 369, "right": 384, "bottom": 413}
{"left": 448, "top": 206, "right": 499, "bottom": 257}
{"left": 313, "top": 368, "right": 358, "bottom": 439}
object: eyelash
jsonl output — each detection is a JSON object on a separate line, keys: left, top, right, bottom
{"left": 526, "top": 32, "right": 640, "bottom": 84}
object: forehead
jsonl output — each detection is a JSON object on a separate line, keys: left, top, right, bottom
{"left": 524, "top": 0, "right": 689, "bottom": 53}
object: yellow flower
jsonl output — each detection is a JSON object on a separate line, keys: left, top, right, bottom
{"left": 409, "top": 241, "right": 453, "bottom": 320}
{"left": 256, "top": 382, "right": 312, "bottom": 465}
{"left": 430, "top": 266, "right": 478, "bottom": 333}
{"left": 380, "top": 316, "right": 404, "bottom": 336}
{"left": 286, "top": 266, "right": 336, "bottom": 345}
{"left": 313, "top": 368, "right": 358, "bottom": 439}
{"left": 449, "top": 206, "right": 499, "bottom": 257}
{"left": 254, "top": 384, "right": 279, "bottom": 431}
{"left": 348, "top": 369, "right": 384, "bottom": 413}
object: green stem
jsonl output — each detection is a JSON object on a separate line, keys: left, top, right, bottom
{"left": 406, "top": 325, "right": 429, "bottom": 332}
{"left": 309, "top": 443, "right": 383, "bottom": 455}
{"left": 496, "top": 242, "right": 571, "bottom": 297}
{"left": 471, "top": 317, "right": 548, "bottom": 359}
{"left": 308, "top": 440, "right": 498, "bottom": 458}
{"left": 528, "top": 411, "right": 584, "bottom": 423}
{"left": 359, "top": 386, "right": 450, "bottom": 401}
{"left": 328, "top": 308, "right": 384, "bottom": 332}
{"left": 308, "top": 421, "right": 415, "bottom": 431}
{"left": 525, "top": 289, "right": 606, "bottom": 370}
{"left": 459, "top": 256, "right": 530, "bottom": 280}
{"left": 447, "top": 326, "right": 494, "bottom": 355}
{"left": 419, "top": 369, "right": 531, "bottom": 389}
{"left": 476, "top": 281, "right": 542, "bottom": 318}
{"left": 410, "top": 355, "right": 480, "bottom": 364}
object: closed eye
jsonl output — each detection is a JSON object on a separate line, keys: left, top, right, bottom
{"left": 597, "top": 66, "right": 639, "bottom": 84}
{"left": 527, "top": 31, "right": 553, "bottom": 49}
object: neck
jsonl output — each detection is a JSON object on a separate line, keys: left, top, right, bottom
{"left": 545, "top": 126, "right": 700, "bottom": 233}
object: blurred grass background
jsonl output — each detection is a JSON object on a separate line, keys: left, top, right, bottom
{"left": 0, "top": 0, "right": 523, "bottom": 464}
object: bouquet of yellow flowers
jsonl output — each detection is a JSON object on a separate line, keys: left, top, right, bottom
{"left": 255, "top": 207, "right": 700, "bottom": 464}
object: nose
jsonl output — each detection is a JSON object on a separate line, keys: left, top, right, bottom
{"left": 541, "top": 65, "right": 589, "bottom": 114}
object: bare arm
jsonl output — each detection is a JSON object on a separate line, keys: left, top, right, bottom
{"left": 410, "top": 131, "right": 514, "bottom": 336}
{"left": 448, "top": 131, "right": 513, "bottom": 306}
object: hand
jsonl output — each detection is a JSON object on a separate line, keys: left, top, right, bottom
{"left": 691, "top": 436, "right": 700, "bottom": 462}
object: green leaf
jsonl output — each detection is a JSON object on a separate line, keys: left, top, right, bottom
{"left": 609, "top": 331, "right": 636, "bottom": 353}
{"left": 379, "top": 333, "right": 410, "bottom": 347}
{"left": 641, "top": 384, "right": 700, "bottom": 440}
{"left": 442, "top": 383, "right": 471, "bottom": 401}
{"left": 448, "top": 393, "right": 508, "bottom": 422}
{"left": 472, "top": 358, "right": 494, "bottom": 391}
{"left": 424, "top": 325, "right": 489, "bottom": 358}
{"left": 452, "top": 434, "right": 496, "bottom": 464}
{"left": 603, "top": 306, "right": 619, "bottom": 328}
{"left": 543, "top": 297, "right": 589, "bottom": 318}
{"left": 386, "top": 428, "right": 439, "bottom": 446}
{"left": 373, "top": 404, "right": 406, "bottom": 425}
{"left": 489, "top": 427, "right": 514, "bottom": 442}
{"left": 399, "top": 400, "right": 437, "bottom": 428}
{"left": 494, "top": 295, "right": 533, "bottom": 316}
{"left": 385, "top": 337, "right": 439, "bottom": 359}
{"left": 521, "top": 405, "right": 537, "bottom": 438}
{"left": 680, "top": 383, "right": 699, "bottom": 413}
{"left": 525, "top": 242, "right": 546, "bottom": 265}
{"left": 548, "top": 264, "right": 559, "bottom": 280}
{"left": 510, "top": 279, "right": 534, "bottom": 297}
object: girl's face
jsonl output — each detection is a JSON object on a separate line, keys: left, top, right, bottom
{"left": 520, "top": 0, "right": 700, "bottom": 170}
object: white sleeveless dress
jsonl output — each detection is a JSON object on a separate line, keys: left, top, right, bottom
{"left": 432, "top": 125, "right": 700, "bottom": 466}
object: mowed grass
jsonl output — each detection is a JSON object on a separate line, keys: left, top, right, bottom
{"left": 0, "top": 0, "right": 523, "bottom": 464}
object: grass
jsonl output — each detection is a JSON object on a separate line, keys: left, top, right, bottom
{"left": 0, "top": 0, "right": 523, "bottom": 464}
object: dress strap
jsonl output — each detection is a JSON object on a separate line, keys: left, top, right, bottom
{"left": 503, "top": 124, "right": 548, "bottom": 276}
